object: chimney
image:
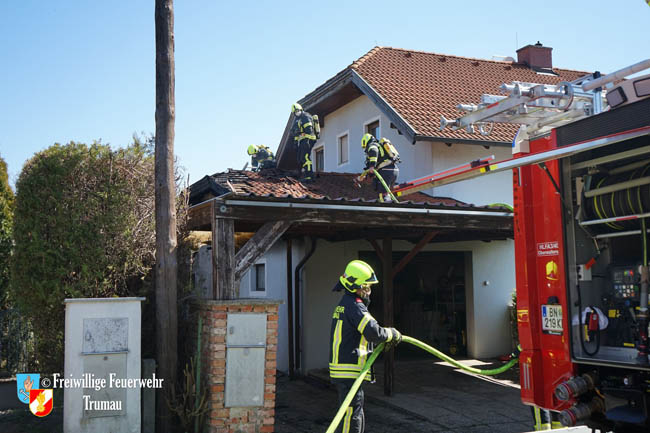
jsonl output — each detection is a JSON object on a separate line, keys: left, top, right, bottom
{"left": 516, "top": 41, "right": 553, "bottom": 69}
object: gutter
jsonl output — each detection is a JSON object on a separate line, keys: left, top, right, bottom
{"left": 414, "top": 135, "right": 511, "bottom": 147}
{"left": 219, "top": 198, "right": 513, "bottom": 218}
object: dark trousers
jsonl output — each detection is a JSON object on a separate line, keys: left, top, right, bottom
{"left": 336, "top": 382, "right": 364, "bottom": 433}
{"left": 296, "top": 139, "right": 315, "bottom": 178}
{"left": 374, "top": 166, "right": 399, "bottom": 194}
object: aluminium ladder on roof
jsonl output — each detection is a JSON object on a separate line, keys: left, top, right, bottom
{"left": 392, "top": 60, "right": 650, "bottom": 198}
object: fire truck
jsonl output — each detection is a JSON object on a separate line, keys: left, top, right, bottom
{"left": 395, "top": 60, "right": 650, "bottom": 432}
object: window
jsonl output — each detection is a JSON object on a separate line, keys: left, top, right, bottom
{"left": 365, "top": 120, "right": 379, "bottom": 139}
{"left": 314, "top": 146, "right": 324, "bottom": 172}
{"left": 338, "top": 134, "right": 349, "bottom": 165}
{"left": 254, "top": 263, "right": 265, "bottom": 292}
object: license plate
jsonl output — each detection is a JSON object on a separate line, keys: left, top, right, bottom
{"left": 542, "top": 304, "right": 563, "bottom": 334}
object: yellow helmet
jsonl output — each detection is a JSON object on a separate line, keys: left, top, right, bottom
{"left": 340, "top": 260, "right": 378, "bottom": 292}
{"left": 247, "top": 145, "right": 257, "bottom": 155}
{"left": 291, "top": 103, "right": 303, "bottom": 114}
{"left": 361, "top": 133, "right": 375, "bottom": 149}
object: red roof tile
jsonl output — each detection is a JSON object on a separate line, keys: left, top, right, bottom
{"left": 202, "top": 169, "right": 506, "bottom": 211}
{"left": 350, "top": 46, "right": 589, "bottom": 142}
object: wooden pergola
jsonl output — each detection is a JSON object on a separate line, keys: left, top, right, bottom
{"left": 188, "top": 193, "right": 513, "bottom": 395}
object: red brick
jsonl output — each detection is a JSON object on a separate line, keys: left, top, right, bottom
{"left": 213, "top": 408, "right": 230, "bottom": 418}
{"left": 265, "top": 352, "right": 276, "bottom": 360}
{"left": 267, "top": 305, "right": 278, "bottom": 313}
{"left": 265, "top": 376, "right": 276, "bottom": 384}
{"left": 240, "top": 305, "right": 253, "bottom": 312}
{"left": 264, "top": 393, "right": 275, "bottom": 400}
{"left": 228, "top": 306, "right": 241, "bottom": 312}
{"left": 213, "top": 312, "right": 227, "bottom": 319}
{"left": 214, "top": 305, "right": 228, "bottom": 311}
{"left": 260, "top": 425, "right": 274, "bottom": 432}
{"left": 264, "top": 399, "right": 275, "bottom": 408}
{"left": 213, "top": 319, "right": 227, "bottom": 328}
{"left": 265, "top": 368, "right": 275, "bottom": 376}
{"left": 253, "top": 306, "right": 265, "bottom": 312}
{"left": 267, "top": 322, "right": 278, "bottom": 329}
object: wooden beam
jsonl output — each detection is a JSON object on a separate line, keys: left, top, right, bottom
{"left": 367, "top": 239, "right": 383, "bottom": 260}
{"left": 216, "top": 203, "right": 513, "bottom": 231}
{"left": 213, "top": 216, "right": 235, "bottom": 299}
{"left": 382, "top": 237, "right": 394, "bottom": 397}
{"left": 392, "top": 231, "right": 438, "bottom": 276}
{"left": 234, "top": 220, "right": 292, "bottom": 284}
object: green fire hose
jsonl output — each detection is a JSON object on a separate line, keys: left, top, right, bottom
{"left": 325, "top": 335, "right": 518, "bottom": 433}
{"left": 358, "top": 169, "right": 399, "bottom": 203}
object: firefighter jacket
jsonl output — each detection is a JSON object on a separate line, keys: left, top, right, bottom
{"left": 364, "top": 141, "right": 394, "bottom": 170}
{"left": 251, "top": 146, "right": 274, "bottom": 170}
{"left": 329, "top": 289, "right": 396, "bottom": 383}
{"left": 292, "top": 112, "right": 317, "bottom": 142}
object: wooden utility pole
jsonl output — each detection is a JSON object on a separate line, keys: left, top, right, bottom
{"left": 155, "top": 0, "right": 177, "bottom": 430}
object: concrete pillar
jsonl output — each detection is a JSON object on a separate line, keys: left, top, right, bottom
{"left": 63, "top": 297, "right": 145, "bottom": 433}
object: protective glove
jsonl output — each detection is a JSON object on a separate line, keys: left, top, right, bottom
{"left": 384, "top": 328, "right": 402, "bottom": 351}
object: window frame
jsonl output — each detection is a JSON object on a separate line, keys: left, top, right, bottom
{"left": 336, "top": 130, "right": 350, "bottom": 167}
{"left": 363, "top": 117, "right": 381, "bottom": 141}
{"left": 249, "top": 260, "right": 267, "bottom": 297}
{"left": 314, "top": 145, "right": 325, "bottom": 172}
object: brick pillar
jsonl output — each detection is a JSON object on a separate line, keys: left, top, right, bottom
{"left": 197, "top": 299, "right": 281, "bottom": 433}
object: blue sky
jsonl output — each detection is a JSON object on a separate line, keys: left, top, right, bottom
{"left": 1, "top": 0, "right": 649, "bottom": 190}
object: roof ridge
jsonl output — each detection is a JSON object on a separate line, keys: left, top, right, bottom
{"left": 350, "top": 46, "right": 384, "bottom": 70}
{"left": 352, "top": 46, "right": 591, "bottom": 74}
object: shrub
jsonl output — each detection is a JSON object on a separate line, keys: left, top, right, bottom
{"left": 10, "top": 139, "right": 179, "bottom": 372}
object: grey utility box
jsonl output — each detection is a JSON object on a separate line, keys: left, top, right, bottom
{"left": 225, "top": 313, "right": 267, "bottom": 407}
{"left": 64, "top": 298, "right": 144, "bottom": 433}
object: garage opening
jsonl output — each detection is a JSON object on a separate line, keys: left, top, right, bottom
{"left": 360, "top": 251, "right": 468, "bottom": 357}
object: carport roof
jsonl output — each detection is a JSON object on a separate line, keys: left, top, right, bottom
{"left": 188, "top": 169, "right": 513, "bottom": 242}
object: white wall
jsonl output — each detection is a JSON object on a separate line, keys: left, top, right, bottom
{"left": 299, "top": 238, "right": 515, "bottom": 373}
{"left": 194, "top": 239, "right": 306, "bottom": 374}
{"left": 314, "top": 95, "right": 433, "bottom": 187}
{"left": 428, "top": 141, "right": 514, "bottom": 206}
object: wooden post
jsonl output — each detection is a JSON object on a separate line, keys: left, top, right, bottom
{"left": 213, "top": 216, "right": 235, "bottom": 299}
{"left": 154, "top": 0, "right": 177, "bottom": 430}
{"left": 382, "top": 237, "right": 394, "bottom": 396}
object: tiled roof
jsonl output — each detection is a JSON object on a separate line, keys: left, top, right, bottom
{"left": 191, "top": 169, "right": 505, "bottom": 211}
{"left": 350, "top": 46, "right": 589, "bottom": 142}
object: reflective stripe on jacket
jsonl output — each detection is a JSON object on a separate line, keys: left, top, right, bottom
{"left": 329, "top": 290, "right": 394, "bottom": 383}
{"left": 364, "top": 142, "right": 392, "bottom": 169}
{"left": 293, "top": 112, "right": 317, "bottom": 141}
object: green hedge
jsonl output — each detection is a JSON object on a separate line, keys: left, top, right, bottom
{"left": 11, "top": 141, "right": 159, "bottom": 373}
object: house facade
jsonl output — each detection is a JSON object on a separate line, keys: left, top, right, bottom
{"left": 190, "top": 44, "right": 589, "bottom": 377}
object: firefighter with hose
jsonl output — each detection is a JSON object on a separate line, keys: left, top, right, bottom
{"left": 357, "top": 134, "right": 400, "bottom": 202}
{"left": 329, "top": 260, "right": 402, "bottom": 433}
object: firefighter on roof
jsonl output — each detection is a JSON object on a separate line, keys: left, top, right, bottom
{"left": 291, "top": 103, "right": 320, "bottom": 181}
{"left": 358, "top": 134, "right": 400, "bottom": 202}
{"left": 247, "top": 145, "right": 276, "bottom": 172}
{"left": 329, "top": 260, "right": 402, "bottom": 433}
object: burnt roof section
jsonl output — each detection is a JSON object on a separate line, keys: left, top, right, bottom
{"left": 189, "top": 169, "right": 511, "bottom": 212}
{"left": 277, "top": 46, "right": 590, "bottom": 169}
